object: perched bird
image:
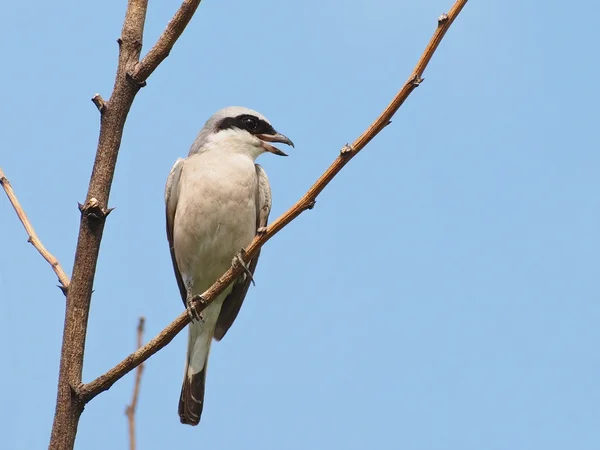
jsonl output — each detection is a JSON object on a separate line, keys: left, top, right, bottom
{"left": 165, "top": 106, "right": 294, "bottom": 425}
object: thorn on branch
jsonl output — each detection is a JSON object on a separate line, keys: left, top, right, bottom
{"left": 58, "top": 284, "right": 69, "bottom": 296}
{"left": 117, "top": 37, "right": 123, "bottom": 46}
{"left": 438, "top": 13, "right": 449, "bottom": 24}
{"left": 257, "top": 226, "right": 267, "bottom": 235}
{"left": 78, "top": 198, "right": 112, "bottom": 221}
{"left": 340, "top": 144, "right": 354, "bottom": 156}
{"left": 91, "top": 94, "right": 107, "bottom": 114}
{"left": 411, "top": 76, "right": 424, "bottom": 87}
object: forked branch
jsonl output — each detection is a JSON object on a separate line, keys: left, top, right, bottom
{"left": 49, "top": 0, "right": 206, "bottom": 449}
{"left": 131, "top": 0, "right": 203, "bottom": 83}
{"left": 78, "top": 0, "right": 469, "bottom": 403}
{"left": 0, "top": 167, "right": 70, "bottom": 292}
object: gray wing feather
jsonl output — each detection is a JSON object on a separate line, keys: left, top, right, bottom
{"left": 214, "top": 164, "right": 271, "bottom": 341}
{"left": 165, "top": 158, "right": 187, "bottom": 304}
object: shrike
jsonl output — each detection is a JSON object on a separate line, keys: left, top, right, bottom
{"left": 165, "top": 106, "right": 293, "bottom": 425}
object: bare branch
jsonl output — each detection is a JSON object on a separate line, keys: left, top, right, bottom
{"left": 131, "top": 0, "right": 203, "bottom": 84}
{"left": 49, "top": 0, "right": 202, "bottom": 447}
{"left": 0, "top": 167, "right": 70, "bottom": 292}
{"left": 78, "top": 0, "right": 468, "bottom": 403}
{"left": 125, "top": 317, "right": 145, "bottom": 450}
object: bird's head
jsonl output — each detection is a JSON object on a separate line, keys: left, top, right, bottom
{"left": 190, "top": 106, "right": 294, "bottom": 159}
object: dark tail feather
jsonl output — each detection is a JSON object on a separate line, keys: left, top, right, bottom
{"left": 178, "top": 369, "right": 206, "bottom": 426}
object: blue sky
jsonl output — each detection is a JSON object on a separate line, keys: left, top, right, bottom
{"left": 1, "top": 0, "right": 599, "bottom": 449}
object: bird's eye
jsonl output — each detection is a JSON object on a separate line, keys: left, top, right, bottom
{"left": 243, "top": 117, "right": 258, "bottom": 131}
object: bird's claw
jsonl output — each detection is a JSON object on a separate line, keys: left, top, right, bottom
{"left": 232, "top": 249, "right": 255, "bottom": 286}
{"left": 186, "top": 295, "right": 205, "bottom": 323}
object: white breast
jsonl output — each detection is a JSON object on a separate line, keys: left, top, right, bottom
{"left": 173, "top": 151, "right": 258, "bottom": 294}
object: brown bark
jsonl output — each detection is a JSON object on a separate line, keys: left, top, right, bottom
{"left": 48, "top": 1, "right": 202, "bottom": 449}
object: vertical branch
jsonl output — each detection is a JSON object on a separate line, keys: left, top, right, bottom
{"left": 49, "top": 0, "right": 204, "bottom": 447}
{"left": 125, "top": 317, "right": 146, "bottom": 450}
{"left": 49, "top": 1, "right": 150, "bottom": 448}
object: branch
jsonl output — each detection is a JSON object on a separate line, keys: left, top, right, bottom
{"left": 49, "top": 0, "right": 202, "bottom": 448}
{"left": 131, "top": 0, "right": 203, "bottom": 84}
{"left": 78, "top": 0, "right": 468, "bottom": 403}
{"left": 0, "top": 167, "right": 70, "bottom": 292}
{"left": 125, "top": 317, "right": 145, "bottom": 450}
{"left": 91, "top": 94, "right": 107, "bottom": 114}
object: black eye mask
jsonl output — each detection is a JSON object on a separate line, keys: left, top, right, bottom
{"left": 217, "top": 114, "right": 276, "bottom": 136}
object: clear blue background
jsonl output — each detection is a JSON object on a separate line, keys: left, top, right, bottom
{"left": 1, "top": 1, "right": 599, "bottom": 449}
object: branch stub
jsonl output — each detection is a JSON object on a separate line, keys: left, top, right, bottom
{"left": 340, "top": 144, "right": 354, "bottom": 156}
{"left": 78, "top": 198, "right": 111, "bottom": 221}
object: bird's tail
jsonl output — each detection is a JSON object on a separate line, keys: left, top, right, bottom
{"left": 178, "top": 309, "right": 220, "bottom": 425}
{"left": 179, "top": 363, "right": 207, "bottom": 425}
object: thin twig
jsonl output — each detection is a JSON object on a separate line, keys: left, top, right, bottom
{"left": 131, "top": 0, "right": 203, "bottom": 83}
{"left": 125, "top": 317, "right": 145, "bottom": 450}
{"left": 78, "top": 0, "right": 468, "bottom": 403}
{"left": 0, "top": 167, "right": 70, "bottom": 292}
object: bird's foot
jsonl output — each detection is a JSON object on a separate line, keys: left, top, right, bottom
{"left": 186, "top": 294, "right": 205, "bottom": 323}
{"left": 232, "top": 249, "right": 255, "bottom": 286}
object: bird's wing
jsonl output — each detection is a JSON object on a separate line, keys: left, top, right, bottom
{"left": 165, "top": 157, "right": 187, "bottom": 304}
{"left": 214, "top": 163, "right": 272, "bottom": 341}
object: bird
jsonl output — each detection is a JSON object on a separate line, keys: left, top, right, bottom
{"left": 164, "top": 106, "right": 294, "bottom": 425}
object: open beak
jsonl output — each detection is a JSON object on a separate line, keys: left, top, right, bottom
{"left": 256, "top": 132, "right": 295, "bottom": 156}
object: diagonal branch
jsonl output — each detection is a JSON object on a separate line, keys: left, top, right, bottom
{"left": 78, "top": 0, "right": 468, "bottom": 403}
{"left": 131, "top": 0, "right": 203, "bottom": 84}
{"left": 125, "top": 317, "right": 146, "bottom": 450}
{"left": 0, "top": 167, "right": 70, "bottom": 292}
